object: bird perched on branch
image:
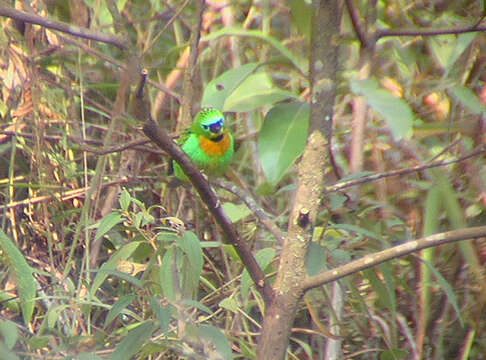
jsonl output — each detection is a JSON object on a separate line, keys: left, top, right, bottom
{"left": 173, "top": 108, "right": 234, "bottom": 181}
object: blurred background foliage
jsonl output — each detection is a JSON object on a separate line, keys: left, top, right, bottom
{"left": 0, "top": 0, "right": 485, "bottom": 359}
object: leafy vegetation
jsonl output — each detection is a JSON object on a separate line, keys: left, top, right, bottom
{"left": 0, "top": 0, "right": 485, "bottom": 359}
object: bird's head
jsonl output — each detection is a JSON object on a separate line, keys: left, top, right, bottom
{"left": 193, "top": 108, "right": 226, "bottom": 141}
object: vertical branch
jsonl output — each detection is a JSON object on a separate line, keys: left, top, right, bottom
{"left": 256, "top": 0, "right": 340, "bottom": 359}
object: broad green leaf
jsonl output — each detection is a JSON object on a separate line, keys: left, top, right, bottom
{"left": 380, "top": 348, "right": 409, "bottom": 360}
{"left": 160, "top": 247, "right": 176, "bottom": 300}
{"left": 202, "top": 63, "right": 259, "bottom": 110}
{"left": 219, "top": 296, "right": 240, "bottom": 313}
{"left": 149, "top": 296, "right": 174, "bottom": 333}
{"left": 78, "top": 353, "right": 104, "bottom": 360}
{"left": 0, "top": 342, "right": 18, "bottom": 360}
{"left": 428, "top": 33, "right": 477, "bottom": 75}
{"left": 177, "top": 232, "right": 203, "bottom": 299}
{"left": 0, "top": 320, "right": 18, "bottom": 349}
{"left": 181, "top": 299, "right": 213, "bottom": 315}
{"left": 104, "top": 294, "right": 136, "bottom": 329}
{"left": 110, "top": 321, "right": 156, "bottom": 360}
{"left": 0, "top": 230, "right": 37, "bottom": 325}
{"left": 119, "top": 188, "right": 131, "bottom": 211}
{"left": 93, "top": 212, "right": 124, "bottom": 242}
{"left": 258, "top": 101, "right": 309, "bottom": 186}
{"left": 290, "top": 0, "right": 313, "bottom": 39}
{"left": 420, "top": 258, "right": 463, "bottom": 326}
{"left": 306, "top": 242, "right": 326, "bottom": 276}
{"left": 90, "top": 242, "right": 140, "bottom": 297}
{"left": 241, "top": 248, "right": 276, "bottom": 301}
{"left": 223, "top": 72, "right": 296, "bottom": 112}
{"left": 363, "top": 269, "right": 394, "bottom": 310}
{"left": 203, "top": 27, "right": 306, "bottom": 76}
{"left": 94, "top": 269, "right": 143, "bottom": 288}
{"left": 351, "top": 78, "right": 413, "bottom": 140}
{"left": 198, "top": 325, "right": 233, "bottom": 360}
{"left": 449, "top": 85, "right": 486, "bottom": 115}
{"left": 222, "top": 202, "right": 252, "bottom": 223}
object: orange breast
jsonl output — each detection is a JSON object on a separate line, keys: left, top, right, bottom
{"left": 199, "top": 133, "right": 231, "bottom": 156}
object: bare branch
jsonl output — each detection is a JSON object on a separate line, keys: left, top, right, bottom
{"left": 0, "top": 5, "right": 126, "bottom": 48}
{"left": 375, "top": 22, "right": 486, "bottom": 40}
{"left": 303, "top": 226, "right": 486, "bottom": 291}
{"left": 327, "top": 143, "right": 486, "bottom": 193}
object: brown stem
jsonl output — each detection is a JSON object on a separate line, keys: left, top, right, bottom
{"left": 302, "top": 226, "right": 486, "bottom": 291}
{"left": 256, "top": 1, "right": 340, "bottom": 358}
{"left": 375, "top": 23, "right": 486, "bottom": 40}
{"left": 0, "top": 5, "right": 126, "bottom": 48}
{"left": 327, "top": 143, "right": 486, "bottom": 193}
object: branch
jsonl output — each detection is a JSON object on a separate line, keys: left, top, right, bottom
{"left": 344, "top": 0, "right": 369, "bottom": 48}
{"left": 0, "top": 5, "right": 126, "bottom": 49}
{"left": 375, "top": 22, "right": 486, "bottom": 40}
{"left": 327, "top": 143, "right": 486, "bottom": 193}
{"left": 213, "top": 179, "right": 285, "bottom": 245}
{"left": 142, "top": 120, "right": 274, "bottom": 303}
{"left": 302, "top": 226, "right": 486, "bottom": 291}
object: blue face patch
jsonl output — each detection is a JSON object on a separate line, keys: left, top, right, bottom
{"left": 202, "top": 118, "right": 224, "bottom": 134}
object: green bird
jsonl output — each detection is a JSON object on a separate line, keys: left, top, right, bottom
{"left": 173, "top": 108, "right": 234, "bottom": 181}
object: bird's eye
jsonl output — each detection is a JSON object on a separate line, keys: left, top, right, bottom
{"left": 202, "top": 124, "right": 209, "bottom": 130}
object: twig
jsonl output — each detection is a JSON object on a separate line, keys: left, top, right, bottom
{"left": 142, "top": 120, "right": 274, "bottom": 303}
{"left": 0, "top": 130, "right": 160, "bottom": 155}
{"left": 327, "top": 143, "right": 486, "bottom": 193}
{"left": 344, "top": 0, "right": 369, "bottom": 48}
{"left": 375, "top": 22, "right": 486, "bottom": 40}
{"left": 0, "top": 5, "right": 126, "bottom": 49}
{"left": 3, "top": 179, "right": 129, "bottom": 210}
{"left": 57, "top": 34, "right": 181, "bottom": 103}
{"left": 302, "top": 226, "right": 486, "bottom": 291}
{"left": 213, "top": 179, "right": 285, "bottom": 245}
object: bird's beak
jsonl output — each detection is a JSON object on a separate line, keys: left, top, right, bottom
{"left": 209, "top": 123, "right": 222, "bottom": 134}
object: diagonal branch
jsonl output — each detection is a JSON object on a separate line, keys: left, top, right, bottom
{"left": 0, "top": 5, "right": 126, "bottom": 49}
{"left": 142, "top": 120, "right": 274, "bottom": 303}
{"left": 327, "top": 143, "right": 486, "bottom": 193}
{"left": 302, "top": 226, "right": 486, "bottom": 291}
{"left": 375, "top": 22, "right": 486, "bottom": 40}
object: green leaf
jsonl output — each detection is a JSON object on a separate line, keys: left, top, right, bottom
{"left": 160, "top": 247, "right": 176, "bottom": 300}
{"left": 78, "top": 353, "right": 104, "bottom": 360}
{"left": 222, "top": 202, "right": 252, "bottom": 223}
{"left": 93, "top": 212, "right": 124, "bottom": 242}
{"left": 449, "top": 85, "right": 486, "bottom": 115}
{"left": 0, "top": 229, "right": 37, "bottom": 325}
{"left": 0, "top": 320, "right": 18, "bottom": 349}
{"left": 290, "top": 0, "right": 313, "bottom": 39}
{"left": 149, "top": 296, "right": 174, "bottom": 333}
{"left": 178, "top": 232, "right": 203, "bottom": 298}
{"left": 241, "top": 248, "right": 276, "bottom": 301}
{"left": 258, "top": 101, "right": 309, "bottom": 186}
{"left": 223, "top": 72, "right": 296, "bottom": 112}
{"left": 306, "top": 242, "right": 326, "bottom": 276}
{"left": 219, "top": 296, "right": 240, "bottom": 313}
{"left": 119, "top": 188, "right": 131, "bottom": 211}
{"left": 380, "top": 348, "right": 409, "bottom": 360}
{"left": 104, "top": 294, "right": 136, "bottom": 329}
{"left": 350, "top": 77, "right": 414, "bottom": 140}
{"left": 198, "top": 325, "right": 233, "bottom": 360}
{"left": 363, "top": 269, "right": 393, "bottom": 310}
{"left": 202, "top": 63, "right": 259, "bottom": 110}
{"left": 110, "top": 321, "right": 156, "bottom": 360}
{"left": 419, "top": 258, "right": 464, "bottom": 326}
{"left": 90, "top": 242, "right": 140, "bottom": 297}
{"left": 203, "top": 27, "right": 306, "bottom": 76}
{"left": 428, "top": 33, "right": 477, "bottom": 75}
